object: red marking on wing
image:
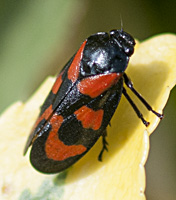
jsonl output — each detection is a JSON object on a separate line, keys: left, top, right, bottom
{"left": 24, "top": 105, "right": 54, "bottom": 153}
{"left": 33, "top": 105, "right": 53, "bottom": 131}
{"left": 67, "top": 41, "right": 87, "bottom": 83}
{"left": 74, "top": 106, "right": 104, "bottom": 130}
{"left": 45, "top": 114, "right": 87, "bottom": 161}
{"left": 77, "top": 73, "right": 122, "bottom": 98}
{"left": 52, "top": 71, "right": 64, "bottom": 94}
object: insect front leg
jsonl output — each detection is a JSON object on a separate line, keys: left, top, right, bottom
{"left": 123, "top": 73, "right": 163, "bottom": 119}
{"left": 122, "top": 87, "right": 150, "bottom": 126}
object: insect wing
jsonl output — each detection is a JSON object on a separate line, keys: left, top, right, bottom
{"left": 30, "top": 75, "right": 123, "bottom": 173}
{"left": 24, "top": 41, "right": 87, "bottom": 155}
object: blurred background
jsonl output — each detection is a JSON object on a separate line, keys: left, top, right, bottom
{"left": 0, "top": 0, "right": 175, "bottom": 199}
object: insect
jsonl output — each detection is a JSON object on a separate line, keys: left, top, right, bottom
{"left": 24, "top": 29, "right": 163, "bottom": 174}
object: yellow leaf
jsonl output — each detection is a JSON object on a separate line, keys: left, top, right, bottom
{"left": 0, "top": 34, "right": 176, "bottom": 200}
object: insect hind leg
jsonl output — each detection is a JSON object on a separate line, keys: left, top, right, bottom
{"left": 98, "top": 130, "right": 108, "bottom": 161}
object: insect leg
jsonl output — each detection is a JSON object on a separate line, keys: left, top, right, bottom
{"left": 98, "top": 130, "right": 108, "bottom": 161}
{"left": 123, "top": 87, "right": 150, "bottom": 126}
{"left": 123, "top": 73, "right": 163, "bottom": 119}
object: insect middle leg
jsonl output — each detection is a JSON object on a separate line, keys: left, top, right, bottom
{"left": 123, "top": 73, "right": 163, "bottom": 119}
{"left": 122, "top": 87, "right": 150, "bottom": 126}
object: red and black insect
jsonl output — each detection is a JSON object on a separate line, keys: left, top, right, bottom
{"left": 24, "top": 29, "right": 163, "bottom": 174}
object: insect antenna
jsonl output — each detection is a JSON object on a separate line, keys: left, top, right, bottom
{"left": 120, "top": 14, "right": 124, "bottom": 32}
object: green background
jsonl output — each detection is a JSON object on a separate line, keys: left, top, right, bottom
{"left": 0, "top": 0, "right": 175, "bottom": 199}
